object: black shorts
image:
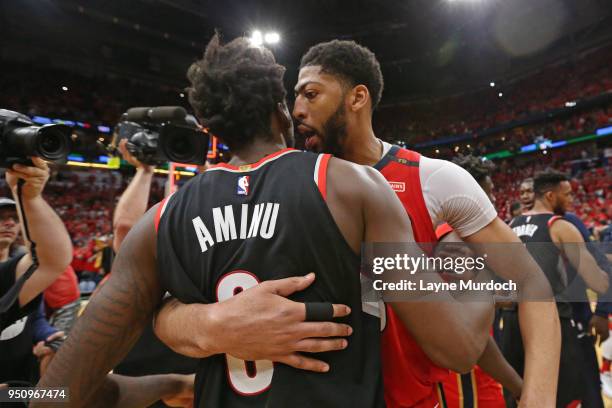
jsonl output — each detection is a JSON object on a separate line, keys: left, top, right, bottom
{"left": 500, "top": 310, "right": 584, "bottom": 407}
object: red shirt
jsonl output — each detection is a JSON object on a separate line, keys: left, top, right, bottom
{"left": 376, "top": 147, "right": 449, "bottom": 407}
{"left": 44, "top": 265, "right": 80, "bottom": 311}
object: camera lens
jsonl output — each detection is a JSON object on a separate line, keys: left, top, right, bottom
{"left": 36, "top": 125, "right": 71, "bottom": 161}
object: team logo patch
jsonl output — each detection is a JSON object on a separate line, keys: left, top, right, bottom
{"left": 389, "top": 181, "right": 405, "bottom": 192}
{"left": 237, "top": 175, "right": 250, "bottom": 196}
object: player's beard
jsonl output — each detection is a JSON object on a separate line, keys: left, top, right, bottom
{"left": 552, "top": 197, "right": 566, "bottom": 216}
{"left": 320, "top": 103, "right": 348, "bottom": 158}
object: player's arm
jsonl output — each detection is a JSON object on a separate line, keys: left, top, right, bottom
{"left": 550, "top": 219, "right": 609, "bottom": 294}
{"left": 338, "top": 162, "right": 492, "bottom": 373}
{"left": 477, "top": 337, "right": 523, "bottom": 400}
{"left": 112, "top": 139, "right": 155, "bottom": 252}
{"left": 153, "top": 274, "right": 352, "bottom": 372}
{"left": 428, "top": 159, "right": 559, "bottom": 406}
{"left": 464, "top": 218, "right": 560, "bottom": 407}
{"left": 6, "top": 158, "right": 72, "bottom": 307}
{"left": 34, "top": 206, "right": 179, "bottom": 407}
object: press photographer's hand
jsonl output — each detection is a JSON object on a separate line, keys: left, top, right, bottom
{"left": 6, "top": 157, "right": 50, "bottom": 199}
{"left": 118, "top": 139, "right": 154, "bottom": 172}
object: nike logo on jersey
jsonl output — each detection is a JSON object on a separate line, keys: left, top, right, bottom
{"left": 192, "top": 203, "right": 280, "bottom": 253}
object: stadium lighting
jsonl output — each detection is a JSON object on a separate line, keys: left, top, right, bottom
{"left": 435, "top": 149, "right": 440, "bottom": 154}
{"left": 264, "top": 32, "right": 280, "bottom": 44}
{"left": 490, "top": 82, "right": 495, "bottom": 87}
{"left": 61, "top": 86, "right": 68, "bottom": 91}
{"left": 565, "top": 101, "right": 576, "bottom": 107}
{"left": 498, "top": 92, "right": 503, "bottom": 97}
{"left": 179, "top": 93, "right": 185, "bottom": 98}
{"left": 250, "top": 30, "right": 263, "bottom": 46}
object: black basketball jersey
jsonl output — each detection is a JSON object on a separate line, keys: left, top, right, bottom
{"left": 509, "top": 213, "right": 572, "bottom": 318}
{"left": 156, "top": 148, "right": 384, "bottom": 408}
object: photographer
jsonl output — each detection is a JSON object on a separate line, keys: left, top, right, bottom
{"left": 1, "top": 158, "right": 72, "bottom": 387}
{"left": 0, "top": 158, "right": 72, "bottom": 331}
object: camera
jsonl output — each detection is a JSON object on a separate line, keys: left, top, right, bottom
{"left": 0, "top": 109, "right": 72, "bottom": 168}
{"left": 111, "top": 106, "right": 209, "bottom": 165}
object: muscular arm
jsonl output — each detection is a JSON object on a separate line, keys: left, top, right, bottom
{"left": 7, "top": 159, "right": 72, "bottom": 307}
{"left": 477, "top": 337, "right": 522, "bottom": 400}
{"left": 550, "top": 219, "right": 609, "bottom": 294}
{"left": 35, "top": 206, "right": 166, "bottom": 407}
{"left": 112, "top": 171, "right": 153, "bottom": 252}
{"left": 464, "top": 218, "right": 560, "bottom": 407}
{"left": 331, "top": 161, "right": 493, "bottom": 373}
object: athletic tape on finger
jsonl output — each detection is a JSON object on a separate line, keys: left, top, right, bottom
{"left": 304, "top": 302, "right": 334, "bottom": 322}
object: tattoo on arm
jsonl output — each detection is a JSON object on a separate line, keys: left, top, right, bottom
{"left": 35, "top": 209, "right": 162, "bottom": 408}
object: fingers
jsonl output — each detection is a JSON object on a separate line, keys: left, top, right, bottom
{"left": 332, "top": 304, "right": 351, "bottom": 318}
{"left": 293, "top": 338, "right": 348, "bottom": 354}
{"left": 10, "top": 163, "right": 48, "bottom": 179}
{"left": 46, "top": 331, "right": 65, "bottom": 341}
{"left": 30, "top": 157, "right": 49, "bottom": 170}
{"left": 275, "top": 353, "right": 330, "bottom": 373}
{"left": 297, "top": 321, "right": 353, "bottom": 338}
{"left": 264, "top": 273, "right": 315, "bottom": 297}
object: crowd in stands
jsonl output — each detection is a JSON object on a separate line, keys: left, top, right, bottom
{"left": 375, "top": 43, "right": 612, "bottom": 146}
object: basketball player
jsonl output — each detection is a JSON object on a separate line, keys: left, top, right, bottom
{"left": 519, "top": 178, "right": 535, "bottom": 212}
{"left": 519, "top": 175, "right": 612, "bottom": 407}
{"left": 435, "top": 155, "right": 520, "bottom": 408}
{"left": 36, "top": 34, "right": 489, "bottom": 407}
{"left": 153, "top": 39, "right": 561, "bottom": 406}
{"left": 508, "top": 170, "right": 609, "bottom": 407}
{"left": 290, "top": 39, "right": 560, "bottom": 407}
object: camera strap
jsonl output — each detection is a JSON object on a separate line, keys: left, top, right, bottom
{"left": 0, "top": 179, "right": 40, "bottom": 313}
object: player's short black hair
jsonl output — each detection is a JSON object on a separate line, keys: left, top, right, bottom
{"left": 452, "top": 154, "right": 495, "bottom": 184}
{"left": 300, "top": 40, "right": 384, "bottom": 110}
{"left": 187, "top": 33, "right": 286, "bottom": 151}
{"left": 533, "top": 171, "right": 569, "bottom": 197}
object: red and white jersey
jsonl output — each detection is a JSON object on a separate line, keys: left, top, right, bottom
{"left": 374, "top": 143, "right": 497, "bottom": 408}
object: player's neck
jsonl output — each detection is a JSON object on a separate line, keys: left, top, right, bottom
{"left": 228, "top": 139, "right": 287, "bottom": 167}
{"left": 341, "top": 125, "right": 381, "bottom": 167}
{"left": 528, "top": 200, "right": 553, "bottom": 214}
{"left": 0, "top": 244, "right": 9, "bottom": 262}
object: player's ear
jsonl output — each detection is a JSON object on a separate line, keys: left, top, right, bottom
{"left": 276, "top": 102, "right": 292, "bottom": 132}
{"left": 349, "top": 85, "right": 370, "bottom": 112}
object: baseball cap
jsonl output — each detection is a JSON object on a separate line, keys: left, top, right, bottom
{"left": 0, "top": 198, "right": 16, "bottom": 209}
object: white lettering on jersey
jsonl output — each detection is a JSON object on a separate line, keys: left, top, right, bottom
{"left": 247, "top": 204, "right": 264, "bottom": 238}
{"left": 192, "top": 203, "right": 280, "bottom": 252}
{"left": 193, "top": 216, "right": 215, "bottom": 253}
{"left": 240, "top": 204, "right": 249, "bottom": 239}
{"left": 260, "top": 203, "right": 279, "bottom": 239}
{"left": 213, "top": 205, "right": 237, "bottom": 242}
{"left": 512, "top": 224, "right": 538, "bottom": 238}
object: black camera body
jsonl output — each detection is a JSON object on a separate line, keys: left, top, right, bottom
{"left": 0, "top": 109, "right": 72, "bottom": 168}
{"left": 112, "top": 106, "right": 208, "bottom": 165}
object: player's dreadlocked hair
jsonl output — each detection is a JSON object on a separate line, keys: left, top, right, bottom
{"left": 187, "top": 33, "right": 287, "bottom": 151}
{"left": 533, "top": 170, "right": 569, "bottom": 197}
{"left": 300, "top": 40, "right": 384, "bottom": 110}
{"left": 452, "top": 154, "right": 495, "bottom": 184}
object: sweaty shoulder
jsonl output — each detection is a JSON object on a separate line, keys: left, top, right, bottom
{"left": 419, "top": 155, "right": 497, "bottom": 237}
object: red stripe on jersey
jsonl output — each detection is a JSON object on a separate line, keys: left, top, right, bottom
{"left": 547, "top": 215, "right": 563, "bottom": 228}
{"left": 207, "top": 148, "right": 297, "bottom": 171}
{"left": 155, "top": 197, "right": 170, "bottom": 233}
{"left": 436, "top": 223, "right": 454, "bottom": 240}
{"left": 316, "top": 154, "right": 331, "bottom": 201}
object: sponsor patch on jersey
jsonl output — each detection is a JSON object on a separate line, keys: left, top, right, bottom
{"left": 388, "top": 181, "right": 405, "bottom": 192}
{"left": 237, "top": 175, "right": 250, "bottom": 196}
